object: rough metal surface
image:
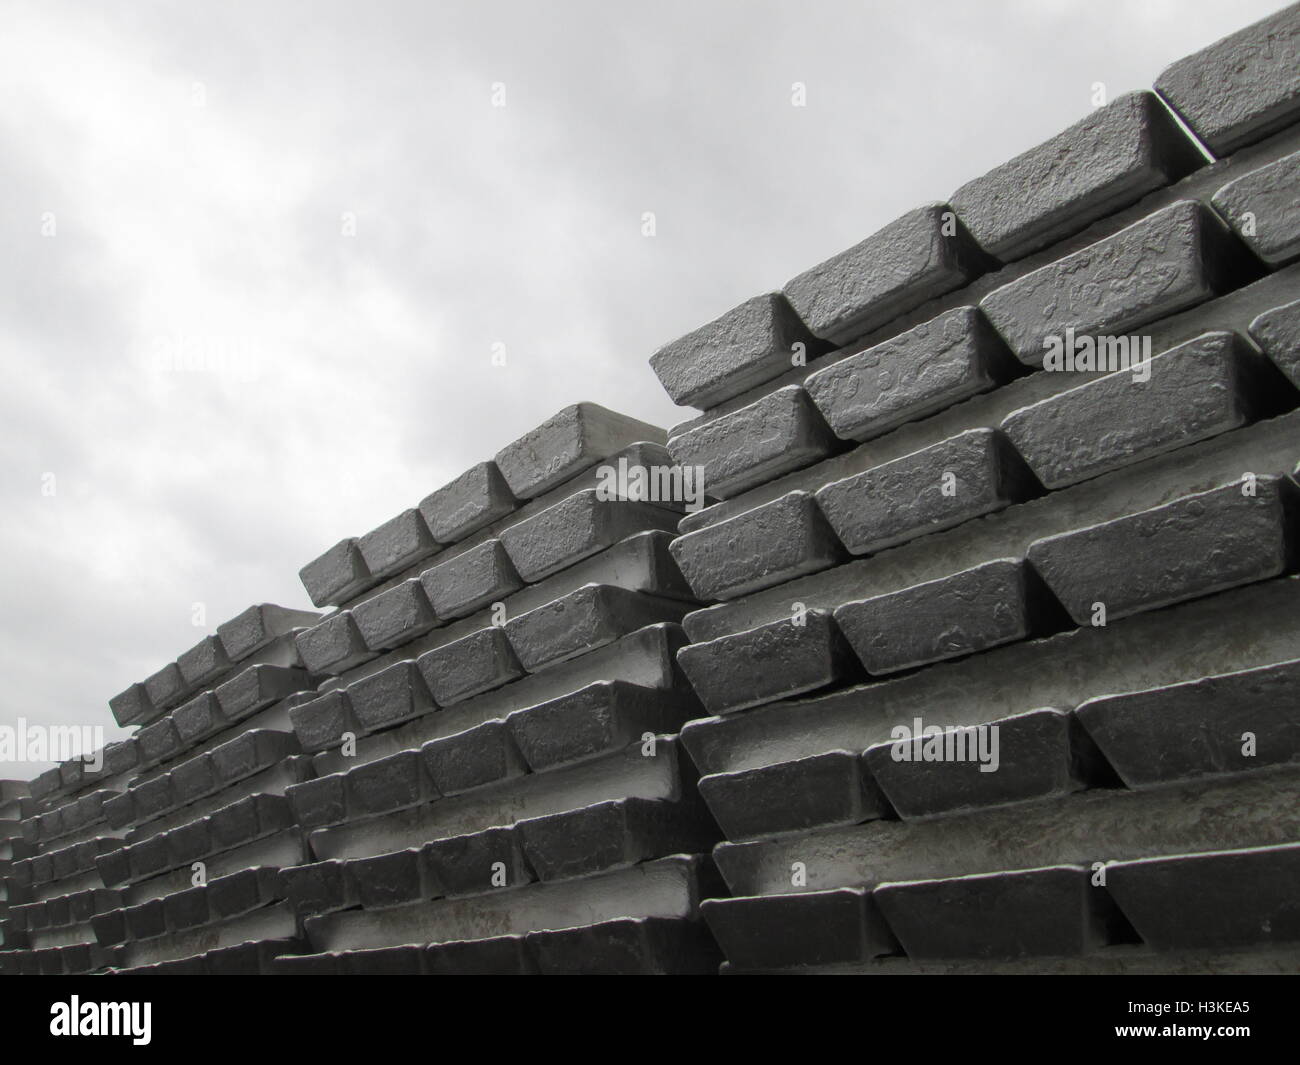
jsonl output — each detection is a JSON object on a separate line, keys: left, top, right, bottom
{"left": 679, "top": 412, "right": 1300, "bottom": 641}
{"left": 1248, "top": 296, "right": 1300, "bottom": 388}
{"left": 108, "top": 683, "right": 153, "bottom": 728}
{"left": 415, "top": 627, "right": 524, "bottom": 707}
{"left": 873, "top": 865, "right": 1118, "bottom": 959}
{"left": 1105, "top": 843, "right": 1300, "bottom": 950}
{"left": 294, "top": 611, "right": 372, "bottom": 675}
{"left": 419, "top": 539, "right": 523, "bottom": 620}
{"left": 424, "top": 936, "right": 535, "bottom": 975}
{"left": 214, "top": 664, "right": 311, "bottom": 720}
{"left": 1155, "top": 3, "right": 1300, "bottom": 155}
{"left": 420, "top": 826, "right": 532, "bottom": 897}
{"left": 503, "top": 584, "right": 691, "bottom": 672}
{"left": 493, "top": 403, "right": 666, "bottom": 500}
{"left": 650, "top": 292, "right": 818, "bottom": 409}
{"left": 711, "top": 767, "right": 1300, "bottom": 899}
{"left": 505, "top": 681, "right": 696, "bottom": 773}
{"left": 863, "top": 707, "right": 1098, "bottom": 820}
{"left": 804, "top": 306, "right": 1016, "bottom": 443}
{"left": 418, "top": 461, "right": 518, "bottom": 545}
{"left": 701, "top": 889, "right": 896, "bottom": 968}
{"left": 833, "top": 559, "right": 1056, "bottom": 675}
{"left": 142, "top": 662, "right": 185, "bottom": 710}
{"left": 136, "top": 717, "right": 182, "bottom": 765}
{"left": 347, "top": 849, "right": 428, "bottom": 910}
{"left": 528, "top": 917, "right": 721, "bottom": 975}
{"left": 677, "top": 611, "right": 854, "bottom": 714}
{"left": 420, "top": 722, "right": 528, "bottom": 796}
{"left": 515, "top": 798, "right": 718, "bottom": 881}
{"left": 210, "top": 731, "right": 299, "bottom": 786}
{"left": 675, "top": 278, "right": 1300, "bottom": 537}
{"left": 309, "top": 623, "right": 690, "bottom": 772}
{"left": 1075, "top": 659, "right": 1300, "bottom": 788}
{"left": 176, "top": 636, "right": 232, "bottom": 689}
{"left": 299, "top": 538, "right": 371, "bottom": 608}
{"left": 217, "top": 603, "right": 321, "bottom": 661}
{"left": 345, "top": 751, "right": 431, "bottom": 819}
{"left": 697, "top": 751, "right": 888, "bottom": 841}
{"left": 281, "top": 859, "right": 354, "bottom": 917}
{"left": 813, "top": 428, "right": 1039, "bottom": 555}
{"left": 357, "top": 508, "right": 440, "bottom": 581}
{"left": 347, "top": 660, "right": 433, "bottom": 733}
{"left": 681, "top": 579, "right": 1300, "bottom": 786}
{"left": 287, "top": 690, "right": 359, "bottom": 754}
{"left": 1026, "top": 476, "right": 1296, "bottom": 625}
{"left": 1001, "top": 331, "right": 1265, "bottom": 489}
{"left": 980, "top": 200, "right": 1245, "bottom": 365}
{"left": 783, "top": 203, "right": 988, "bottom": 345}
{"left": 951, "top": 91, "right": 1205, "bottom": 262}
{"left": 499, "top": 490, "right": 682, "bottom": 583}
{"left": 668, "top": 489, "right": 846, "bottom": 602}
{"left": 286, "top": 775, "right": 346, "bottom": 831}
{"left": 351, "top": 579, "right": 439, "bottom": 652}
{"left": 1211, "top": 149, "right": 1300, "bottom": 264}
{"left": 667, "top": 385, "right": 839, "bottom": 499}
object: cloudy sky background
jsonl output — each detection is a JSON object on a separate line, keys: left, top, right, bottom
{"left": 0, "top": 0, "right": 1284, "bottom": 777}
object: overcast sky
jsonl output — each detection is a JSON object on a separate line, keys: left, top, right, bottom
{"left": 0, "top": 0, "right": 1284, "bottom": 778}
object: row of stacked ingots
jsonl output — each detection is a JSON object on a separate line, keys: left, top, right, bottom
{"left": 2, "top": 5, "right": 1300, "bottom": 975}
